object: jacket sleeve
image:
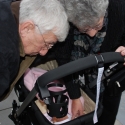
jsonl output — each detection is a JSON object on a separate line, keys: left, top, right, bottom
{"left": 0, "top": 53, "right": 10, "bottom": 97}
{"left": 54, "top": 24, "right": 81, "bottom": 99}
{"left": 0, "top": 49, "right": 19, "bottom": 98}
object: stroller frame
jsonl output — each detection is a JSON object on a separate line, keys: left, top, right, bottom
{"left": 9, "top": 52, "right": 125, "bottom": 125}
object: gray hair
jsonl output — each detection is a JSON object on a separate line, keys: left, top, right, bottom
{"left": 59, "top": 0, "right": 109, "bottom": 28}
{"left": 19, "top": 0, "right": 69, "bottom": 42}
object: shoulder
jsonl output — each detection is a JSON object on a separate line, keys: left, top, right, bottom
{"left": 108, "top": 0, "right": 125, "bottom": 25}
{"left": 109, "top": 0, "right": 125, "bottom": 11}
{"left": 0, "top": 1, "right": 19, "bottom": 56}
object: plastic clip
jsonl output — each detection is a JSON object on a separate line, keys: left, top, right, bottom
{"left": 95, "top": 54, "right": 104, "bottom": 68}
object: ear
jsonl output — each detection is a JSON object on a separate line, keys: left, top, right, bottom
{"left": 19, "top": 21, "right": 35, "bottom": 37}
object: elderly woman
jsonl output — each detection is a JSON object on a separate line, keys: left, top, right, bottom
{"left": 0, "top": 0, "right": 69, "bottom": 100}
{"left": 55, "top": 0, "right": 125, "bottom": 124}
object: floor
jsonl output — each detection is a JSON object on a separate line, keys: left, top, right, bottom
{"left": 0, "top": 90, "right": 125, "bottom": 125}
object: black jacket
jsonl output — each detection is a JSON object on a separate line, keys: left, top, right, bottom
{"left": 0, "top": 2, "right": 20, "bottom": 96}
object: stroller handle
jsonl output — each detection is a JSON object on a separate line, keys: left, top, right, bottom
{"left": 37, "top": 52, "right": 125, "bottom": 98}
{"left": 17, "top": 52, "right": 125, "bottom": 117}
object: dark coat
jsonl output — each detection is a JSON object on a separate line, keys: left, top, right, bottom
{"left": 0, "top": 1, "right": 37, "bottom": 100}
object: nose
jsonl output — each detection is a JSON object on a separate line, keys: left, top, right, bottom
{"left": 39, "top": 49, "right": 48, "bottom": 56}
{"left": 86, "top": 29, "right": 98, "bottom": 37}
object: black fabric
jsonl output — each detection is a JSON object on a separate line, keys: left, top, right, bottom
{"left": 0, "top": 0, "right": 12, "bottom": 4}
{"left": 100, "top": 0, "right": 125, "bottom": 52}
{"left": 0, "top": 1, "right": 20, "bottom": 97}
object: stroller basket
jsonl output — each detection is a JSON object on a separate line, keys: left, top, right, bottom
{"left": 33, "top": 87, "right": 102, "bottom": 125}
{"left": 9, "top": 52, "right": 125, "bottom": 125}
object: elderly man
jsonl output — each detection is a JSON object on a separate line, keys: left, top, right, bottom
{"left": 0, "top": 0, "right": 69, "bottom": 100}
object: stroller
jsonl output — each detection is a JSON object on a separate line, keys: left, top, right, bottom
{"left": 8, "top": 52, "right": 125, "bottom": 125}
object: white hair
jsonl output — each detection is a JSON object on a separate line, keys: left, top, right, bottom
{"left": 19, "top": 0, "right": 69, "bottom": 42}
{"left": 59, "top": 0, "right": 109, "bottom": 28}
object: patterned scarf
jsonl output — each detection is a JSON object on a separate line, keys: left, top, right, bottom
{"left": 71, "top": 12, "right": 108, "bottom": 91}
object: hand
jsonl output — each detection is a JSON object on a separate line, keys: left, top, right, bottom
{"left": 115, "top": 46, "right": 125, "bottom": 65}
{"left": 71, "top": 98, "right": 84, "bottom": 119}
